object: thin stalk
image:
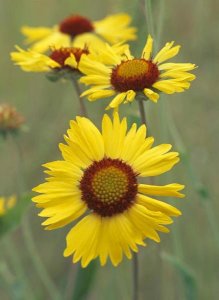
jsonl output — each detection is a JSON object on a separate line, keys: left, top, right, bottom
{"left": 137, "top": 98, "right": 147, "bottom": 125}
{"left": 22, "top": 214, "right": 61, "bottom": 300}
{"left": 132, "top": 253, "right": 139, "bottom": 300}
{"left": 12, "top": 135, "right": 61, "bottom": 300}
{"left": 156, "top": 0, "right": 165, "bottom": 51}
{"left": 72, "top": 78, "right": 88, "bottom": 117}
{"left": 145, "top": 0, "right": 155, "bottom": 38}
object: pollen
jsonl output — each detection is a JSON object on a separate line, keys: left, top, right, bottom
{"left": 80, "top": 158, "right": 137, "bottom": 217}
{"left": 59, "top": 15, "right": 94, "bottom": 38}
{"left": 50, "top": 47, "right": 89, "bottom": 68}
{"left": 111, "top": 58, "right": 159, "bottom": 92}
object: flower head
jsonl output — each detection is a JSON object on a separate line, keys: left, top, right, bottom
{"left": 0, "top": 103, "right": 25, "bottom": 136}
{"left": 33, "top": 113, "right": 184, "bottom": 267}
{"left": 0, "top": 195, "right": 17, "bottom": 216}
{"left": 79, "top": 35, "right": 196, "bottom": 109}
{"left": 21, "top": 13, "right": 136, "bottom": 53}
{"left": 10, "top": 46, "right": 89, "bottom": 73}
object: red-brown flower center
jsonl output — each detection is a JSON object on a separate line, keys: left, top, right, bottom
{"left": 59, "top": 15, "right": 94, "bottom": 38}
{"left": 49, "top": 47, "right": 89, "bottom": 68}
{"left": 111, "top": 58, "right": 159, "bottom": 92}
{"left": 80, "top": 158, "right": 138, "bottom": 217}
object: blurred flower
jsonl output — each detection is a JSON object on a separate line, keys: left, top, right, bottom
{"left": 79, "top": 35, "right": 197, "bottom": 109}
{"left": 0, "top": 103, "right": 25, "bottom": 136}
{"left": 0, "top": 195, "right": 17, "bottom": 216}
{"left": 32, "top": 113, "right": 184, "bottom": 267}
{"left": 21, "top": 13, "right": 137, "bottom": 53}
{"left": 11, "top": 46, "right": 89, "bottom": 73}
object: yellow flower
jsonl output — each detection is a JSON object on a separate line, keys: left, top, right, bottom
{"left": 0, "top": 195, "right": 17, "bottom": 216}
{"left": 79, "top": 35, "right": 197, "bottom": 109}
{"left": 10, "top": 46, "right": 89, "bottom": 73}
{"left": 21, "top": 13, "right": 136, "bottom": 53}
{"left": 33, "top": 113, "right": 184, "bottom": 267}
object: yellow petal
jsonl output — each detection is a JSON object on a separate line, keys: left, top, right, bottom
{"left": 21, "top": 26, "right": 53, "bottom": 43}
{"left": 142, "top": 35, "right": 153, "bottom": 60}
{"left": 11, "top": 46, "right": 60, "bottom": 72}
{"left": 154, "top": 41, "right": 180, "bottom": 64}
{"left": 80, "top": 75, "right": 110, "bottom": 85}
{"left": 107, "top": 92, "right": 127, "bottom": 109}
{"left": 158, "top": 62, "right": 197, "bottom": 72}
{"left": 125, "top": 90, "right": 136, "bottom": 103}
{"left": 87, "top": 90, "right": 116, "bottom": 101}
{"left": 143, "top": 88, "right": 159, "bottom": 102}
{"left": 138, "top": 183, "right": 185, "bottom": 198}
{"left": 136, "top": 194, "right": 182, "bottom": 217}
{"left": 65, "top": 55, "right": 77, "bottom": 68}
{"left": 94, "top": 13, "right": 137, "bottom": 44}
{"left": 102, "top": 113, "right": 127, "bottom": 158}
{"left": 160, "top": 70, "right": 196, "bottom": 81}
{"left": 68, "top": 117, "right": 104, "bottom": 161}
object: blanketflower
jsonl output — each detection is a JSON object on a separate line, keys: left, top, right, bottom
{"left": 79, "top": 35, "right": 196, "bottom": 109}
{"left": 0, "top": 103, "right": 25, "bottom": 135}
{"left": 10, "top": 46, "right": 89, "bottom": 73}
{"left": 33, "top": 113, "right": 184, "bottom": 267}
{"left": 21, "top": 13, "right": 136, "bottom": 53}
{"left": 0, "top": 195, "right": 17, "bottom": 216}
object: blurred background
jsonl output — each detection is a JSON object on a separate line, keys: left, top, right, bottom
{"left": 0, "top": 0, "right": 218, "bottom": 299}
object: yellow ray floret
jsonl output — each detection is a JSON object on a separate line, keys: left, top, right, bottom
{"left": 79, "top": 35, "right": 197, "bottom": 109}
{"left": 32, "top": 113, "right": 184, "bottom": 267}
{"left": 21, "top": 14, "right": 136, "bottom": 53}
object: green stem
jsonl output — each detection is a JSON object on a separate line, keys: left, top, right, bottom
{"left": 156, "top": 0, "right": 165, "bottom": 51}
{"left": 145, "top": 0, "right": 155, "bottom": 37}
{"left": 132, "top": 253, "right": 139, "bottom": 300}
{"left": 22, "top": 214, "right": 61, "bottom": 300}
{"left": 72, "top": 78, "right": 88, "bottom": 117}
{"left": 137, "top": 98, "right": 147, "bottom": 125}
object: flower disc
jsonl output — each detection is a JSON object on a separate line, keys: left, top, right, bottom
{"left": 59, "top": 15, "right": 94, "bottom": 38}
{"left": 80, "top": 158, "right": 137, "bottom": 216}
{"left": 111, "top": 59, "right": 159, "bottom": 92}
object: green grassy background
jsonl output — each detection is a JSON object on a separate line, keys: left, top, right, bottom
{"left": 0, "top": 0, "right": 219, "bottom": 299}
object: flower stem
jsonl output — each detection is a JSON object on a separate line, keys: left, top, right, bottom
{"left": 145, "top": 0, "right": 155, "bottom": 38}
{"left": 132, "top": 253, "right": 139, "bottom": 300}
{"left": 22, "top": 214, "right": 61, "bottom": 300}
{"left": 137, "top": 98, "right": 147, "bottom": 125}
{"left": 72, "top": 78, "right": 88, "bottom": 117}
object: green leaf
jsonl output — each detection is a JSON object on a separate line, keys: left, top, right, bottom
{"left": 161, "top": 252, "right": 198, "bottom": 300}
{"left": 72, "top": 260, "right": 98, "bottom": 300}
{"left": 0, "top": 195, "right": 31, "bottom": 238}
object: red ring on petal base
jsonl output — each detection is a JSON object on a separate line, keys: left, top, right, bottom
{"left": 80, "top": 158, "right": 138, "bottom": 217}
{"left": 111, "top": 58, "right": 159, "bottom": 92}
{"left": 50, "top": 47, "right": 89, "bottom": 68}
{"left": 59, "top": 15, "right": 94, "bottom": 38}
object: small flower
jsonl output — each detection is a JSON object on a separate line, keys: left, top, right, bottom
{"left": 79, "top": 35, "right": 197, "bottom": 109}
{"left": 33, "top": 113, "right": 184, "bottom": 267}
{"left": 0, "top": 103, "right": 25, "bottom": 136}
{"left": 21, "top": 13, "right": 136, "bottom": 53}
{"left": 11, "top": 46, "right": 89, "bottom": 73}
{"left": 0, "top": 195, "right": 17, "bottom": 216}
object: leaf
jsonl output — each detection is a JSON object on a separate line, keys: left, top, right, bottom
{"left": 161, "top": 252, "right": 198, "bottom": 300}
{"left": 72, "top": 260, "right": 98, "bottom": 300}
{"left": 0, "top": 194, "right": 31, "bottom": 238}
